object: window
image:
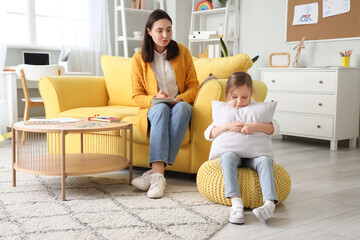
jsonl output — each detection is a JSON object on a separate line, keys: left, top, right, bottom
{"left": 3, "top": 0, "right": 89, "bottom": 48}
{"left": 3, "top": 0, "right": 29, "bottom": 45}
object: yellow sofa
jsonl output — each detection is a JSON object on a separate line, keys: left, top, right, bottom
{"left": 39, "top": 54, "right": 267, "bottom": 174}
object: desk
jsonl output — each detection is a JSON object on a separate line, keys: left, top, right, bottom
{"left": 2, "top": 71, "right": 92, "bottom": 127}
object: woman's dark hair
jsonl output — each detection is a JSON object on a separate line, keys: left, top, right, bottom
{"left": 141, "top": 9, "right": 179, "bottom": 62}
{"left": 225, "top": 72, "right": 254, "bottom": 98}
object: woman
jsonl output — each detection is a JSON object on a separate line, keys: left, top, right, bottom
{"left": 131, "top": 9, "right": 199, "bottom": 198}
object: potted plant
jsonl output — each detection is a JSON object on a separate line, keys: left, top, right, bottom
{"left": 220, "top": 37, "right": 259, "bottom": 63}
{"left": 210, "top": 0, "right": 228, "bottom": 8}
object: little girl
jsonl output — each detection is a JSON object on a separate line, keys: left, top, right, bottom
{"left": 204, "top": 72, "right": 279, "bottom": 225}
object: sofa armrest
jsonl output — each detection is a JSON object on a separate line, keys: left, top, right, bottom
{"left": 39, "top": 76, "right": 109, "bottom": 118}
{"left": 190, "top": 79, "right": 222, "bottom": 173}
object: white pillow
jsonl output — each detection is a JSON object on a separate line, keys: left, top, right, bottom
{"left": 208, "top": 100, "right": 277, "bottom": 160}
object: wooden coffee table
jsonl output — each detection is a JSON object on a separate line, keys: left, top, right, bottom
{"left": 12, "top": 120, "right": 133, "bottom": 201}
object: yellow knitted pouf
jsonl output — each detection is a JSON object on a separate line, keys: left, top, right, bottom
{"left": 196, "top": 159, "right": 291, "bottom": 209}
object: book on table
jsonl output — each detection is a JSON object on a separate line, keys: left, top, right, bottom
{"left": 87, "top": 116, "right": 121, "bottom": 123}
{"left": 23, "top": 117, "right": 81, "bottom": 125}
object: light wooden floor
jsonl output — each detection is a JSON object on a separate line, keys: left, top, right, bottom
{"left": 1, "top": 136, "right": 359, "bottom": 239}
{"left": 212, "top": 137, "right": 360, "bottom": 240}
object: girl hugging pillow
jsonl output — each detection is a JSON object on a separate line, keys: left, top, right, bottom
{"left": 208, "top": 100, "right": 277, "bottom": 160}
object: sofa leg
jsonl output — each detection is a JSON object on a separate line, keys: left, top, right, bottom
{"left": 190, "top": 173, "right": 197, "bottom": 182}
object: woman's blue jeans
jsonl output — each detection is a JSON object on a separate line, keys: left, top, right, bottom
{"left": 147, "top": 102, "right": 192, "bottom": 167}
{"left": 220, "top": 152, "right": 278, "bottom": 203}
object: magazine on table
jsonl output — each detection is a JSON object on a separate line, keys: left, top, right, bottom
{"left": 23, "top": 117, "right": 81, "bottom": 125}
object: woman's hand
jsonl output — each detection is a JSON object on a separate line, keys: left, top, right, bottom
{"left": 168, "top": 97, "right": 182, "bottom": 107}
{"left": 156, "top": 90, "right": 169, "bottom": 98}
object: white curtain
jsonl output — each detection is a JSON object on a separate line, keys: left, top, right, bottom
{"left": 60, "top": 0, "right": 112, "bottom": 76}
{"left": 0, "top": 6, "right": 9, "bottom": 135}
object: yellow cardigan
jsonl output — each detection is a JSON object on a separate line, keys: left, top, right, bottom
{"left": 131, "top": 43, "right": 199, "bottom": 139}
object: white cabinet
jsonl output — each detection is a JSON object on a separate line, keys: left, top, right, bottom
{"left": 261, "top": 68, "right": 360, "bottom": 150}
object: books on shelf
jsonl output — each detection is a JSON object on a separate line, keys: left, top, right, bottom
{"left": 208, "top": 44, "right": 221, "bottom": 58}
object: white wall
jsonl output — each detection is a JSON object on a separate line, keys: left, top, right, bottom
{"left": 239, "top": 0, "right": 360, "bottom": 80}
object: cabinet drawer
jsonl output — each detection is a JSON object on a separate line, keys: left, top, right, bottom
{"left": 263, "top": 71, "right": 336, "bottom": 92}
{"left": 275, "top": 113, "right": 333, "bottom": 138}
{"left": 266, "top": 93, "right": 335, "bottom": 115}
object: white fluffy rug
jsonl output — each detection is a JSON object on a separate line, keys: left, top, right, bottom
{"left": 0, "top": 168, "right": 229, "bottom": 240}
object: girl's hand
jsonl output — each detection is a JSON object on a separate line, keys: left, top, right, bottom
{"left": 240, "top": 122, "right": 257, "bottom": 135}
{"left": 226, "top": 122, "right": 244, "bottom": 132}
{"left": 240, "top": 122, "right": 275, "bottom": 135}
{"left": 156, "top": 90, "right": 169, "bottom": 98}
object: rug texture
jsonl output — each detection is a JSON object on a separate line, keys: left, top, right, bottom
{"left": 0, "top": 168, "right": 228, "bottom": 240}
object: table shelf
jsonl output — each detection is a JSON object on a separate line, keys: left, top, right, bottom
{"left": 14, "top": 153, "right": 129, "bottom": 176}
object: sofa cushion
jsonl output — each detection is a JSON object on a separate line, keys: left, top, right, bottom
{"left": 122, "top": 116, "right": 190, "bottom": 146}
{"left": 193, "top": 54, "right": 253, "bottom": 84}
{"left": 101, "top": 55, "right": 136, "bottom": 106}
{"left": 59, "top": 105, "right": 139, "bottom": 119}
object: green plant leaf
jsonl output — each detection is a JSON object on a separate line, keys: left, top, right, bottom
{"left": 252, "top": 55, "right": 259, "bottom": 63}
{"left": 219, "top": 0, "right": 228, "bottom": 5}
{"left": 220, "top": 37, "right": 228, "bottom": 57}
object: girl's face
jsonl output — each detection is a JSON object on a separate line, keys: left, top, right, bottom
{"left": 147, "top": 18, "right": 172, "bottom": 53}
{"left": 227, "top": 85, "right": 252, "bottom": 109}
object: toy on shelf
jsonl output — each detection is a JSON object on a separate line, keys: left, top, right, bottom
{"left": 195, "top": 1, "right": 213, "bottom": 11}
{"left": 87, "top": 115, "right": 121, "bottom": 123}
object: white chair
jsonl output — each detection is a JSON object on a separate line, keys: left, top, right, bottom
{"left": 15, "top": 64, "right": 65, "bottom": 143}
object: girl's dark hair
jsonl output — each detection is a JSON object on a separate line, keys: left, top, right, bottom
{"left": 141, "top": 9, "right": 179, "bottom": 62}
{"left": 225, "top": 72, "right": 254, "bottom": 98}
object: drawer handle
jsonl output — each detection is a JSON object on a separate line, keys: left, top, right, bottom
{"left": 271, "top": 100, "right": 275, "bottom": 102}
{"left": 319, "top": 80, "right": 324, "bottom": 84}
{"left": 271, "top": 80, "right": 275, "bottom": 83}
{"left": 317, "top": 125, "right": 321, "bottom": 129}
{"left": 318, "top": 103, "right": 323, "bottom": 106}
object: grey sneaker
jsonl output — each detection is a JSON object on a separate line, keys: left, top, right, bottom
{"left": 252, "top": 200, "right": 275, "bottom": 224}
{"left": 147, "top": 173, "right": 166, "bottom": 198}
{"left": 229, "top": 207, "right": 245, "bottom": 225}
{"left": 131, "top": 170, "right": 152, "bottom": 191}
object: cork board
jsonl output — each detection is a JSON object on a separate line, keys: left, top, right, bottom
{"left": 286, "top": 0, "right": 360, "bottom": 42}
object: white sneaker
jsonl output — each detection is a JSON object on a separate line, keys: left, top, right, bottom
{"left": 229, "top": 207, "right": 245, "bottom": 225}
{"left": 131, "top": 170, "right": 152, "bottom": 191}
{"left": 252, "top": 200, "right": 275, "bottom": 224}
{"left": 147, "top": 173, "right": 166, "bottom": 198}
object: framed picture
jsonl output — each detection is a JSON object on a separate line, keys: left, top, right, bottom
{"left": 269, "top": 52, "right": 290, "bottom": 68}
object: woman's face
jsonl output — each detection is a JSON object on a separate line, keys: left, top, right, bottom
{"left": 147, "top": 18, "right": 172, "bottom": 53}
{"left": 227, "top": 85, "right": 252, "bottom": 109}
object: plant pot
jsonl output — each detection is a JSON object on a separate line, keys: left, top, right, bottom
{"left": 212, "top": 0, "right": 224, "bottom": 8}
